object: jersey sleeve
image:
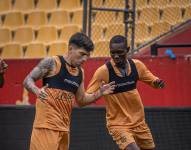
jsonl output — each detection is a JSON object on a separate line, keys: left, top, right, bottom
{"left": 134, "top": 59, "right": 159, "bottom": 88}
{"left": 86, "top": 65, "right": 109, "bottom": 93}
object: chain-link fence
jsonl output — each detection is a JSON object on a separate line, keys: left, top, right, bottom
{"left": 84, "top": 0, "right": 191, "bottom": 57}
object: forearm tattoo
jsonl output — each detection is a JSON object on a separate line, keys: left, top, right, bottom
{"left": 23, "top": 57, "right": 55, "bottom": 95}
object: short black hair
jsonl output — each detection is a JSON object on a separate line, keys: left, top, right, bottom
{"left": 109, "top": 35, "right": 128, "bottom": 50}
{"left": 69, "top": 32, "right": 94, "bottom": 52}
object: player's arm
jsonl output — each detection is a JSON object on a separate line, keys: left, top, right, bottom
{"left": 75, "top": 69, "right": 115, "bottom": 106}
{"left": 136, "top": 59, "right": 165, "bottom": 88}
{"left": 0, "top": 59, "right": 8, "bottom": 88}
{"left": 0, "top": 74, "right": 4, "bottom": 88}
{"left": 23, "top": 57, "right": 56, "bottom": 99}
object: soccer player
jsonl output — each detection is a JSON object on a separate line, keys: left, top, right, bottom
{"left": 0, "top": 58, "right": 8, "bottom": 88}
{"left": 86, "top": 35, "right": 165, "bottom": 150}
{"left": 23, "top": 32, "right": 115, "bottom": 150}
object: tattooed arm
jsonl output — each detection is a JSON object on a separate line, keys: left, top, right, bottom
{"left": 23, "top": 57, "right": 56, "bottom": 99}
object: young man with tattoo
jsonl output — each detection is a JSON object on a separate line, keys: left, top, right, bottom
{"left": 0, "top": 58, "right": 8, "bottom": 88}
{"left": 23, "top": 32, "right": 115, "bottom": 150}
{"left": 86, "top": 35, "right": 165, "bottom": 150}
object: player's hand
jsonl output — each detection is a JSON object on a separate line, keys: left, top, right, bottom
{"left": 153, "top": 79, "right": 165, "bottom": 88}
{"left": 0, "top": 59, "right": 8, "bottom": 74}
{"left": 100, "top": 81, "right": 115, "bottom": 95}
{"left": 37, "top": 84, "right": 49, "bottom": 100}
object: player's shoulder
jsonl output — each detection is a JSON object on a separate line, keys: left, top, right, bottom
{"left": 131, "top": 58, "right": 145, "bottom": 66}
{"left": 97, "top": 64, "right": 108, "bottom": 71}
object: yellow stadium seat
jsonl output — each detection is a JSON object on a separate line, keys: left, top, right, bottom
{"left": 93, "top": 41, "right": 110, "bottom": 57}
{"left": 104, "top": 0, "right": 125, "bottom": 8}
{"left": 0, "top": 28, "right": 12, "bottom": 46}
{"left": 2, "top": 43, "right": 23, "bottom": 59}
{"left": 168, "top": 0, "right": 190, "bottom": 8}
{"left": 149, "top": 22, "right": 171, "bottom": 38}
{"left": 13, "top": 27, "right": 34, "bottom": 45}
{"left": 161, "top": 6, "right": 182, "bottom": 25}
{"left": 137, "top": 0, "right": 147, "bottom": 9}
{"left": 91, "top": 24, "right": 104, "bottom": 42}
{"left": 59, "top": 25, "right": 81, "bottom": 42}
{"left": 59, "top": 0, "right": 82, "bottom": 10}
{"left": 92, "top": 0, "right": 103, "bottom": 7}
{"left": 105, "top": 24, "right": 125, "bottom": 40}
{"left": 49, "top": 10, "right": 70, "bottom": 28}
{"left": 36, "top": 0, "right": 57, "bottom": 11}
{"left": 148, "top": 0, "right": 169, "bottom": 8}
{"left": 71, "top": 9, "right": 83, "bottom": 26}
{"left": 138, "top": 7, "right": 160, "bottom": 25}
{"left": 13, "top": 0, "right": 35, "bottom": 12}
{"left": 134, "top": 23, "right": 149, "bottom": 43}
{"left": 3, "top": 12, "right": 25, "bottom": 29}
{"left": 48, "top": 42, "right": 68, "bottom": 56}
{"left": 183, "top": 6, "right": 191, "bottom": 21}
{"left": 26, "top": 11, "right": 48, "bottom": 29}
{"left": 0, "top": 0, "right": 11, "bottom": 14}
{"left": 94, "top": 11, "right": 117, "bottom": 26}
{"left": 25, "top": 42, "right": 47, "bottom": 58}
{"left": 36, "top": 26, "right": 58, "bottom": 43}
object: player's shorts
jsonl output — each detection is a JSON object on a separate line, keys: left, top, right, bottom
{"left": 108, "top": 122, "right": 155, "bottom": 150}
{"left": 30, "top": 128, "right": 69, "bottom": 150}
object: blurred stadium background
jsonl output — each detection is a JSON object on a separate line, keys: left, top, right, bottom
{"left": 0, "top": 0, "right": 191, "bottom": 149}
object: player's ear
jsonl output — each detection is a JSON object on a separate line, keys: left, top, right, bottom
{"left": 68, "top": 45, "right": 72, "bottom": 51}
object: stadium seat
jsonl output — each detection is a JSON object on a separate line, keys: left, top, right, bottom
{"left": 36, "top": 26, "right": 58, "bottom": 43}
{"left": 13, "top": 0, "right": 35, "bottom": 12}
{"left": 49, "top": 10, "right": 70, "bottom": 28}
{"left": 59, "top": 25, "right": 81, "bottom": 42}
{"left": 148, "top": 0, "right": 169, "bottom": 8}
{"left": 105, "top": 24, "right": 125, "bottom": 40}
{"left": 93, "top": 11, "right": 117, "bottom": 26}
{"left": 71, "top": 9, "right": 83, "bottom": 26}
{"left": 161, "top": 6, "right": 182, "bottom": 25}
{"left": 134, "top": 23, "right": 149, "bottom": 43}
{"left": 149, "top": 22, "right": 171, "bottom": 38}
{"left": 26, "top": 11, "right": 48, "bottom": 29}
{"left": 91, "top": 24, "right": 104, "bottom": 42}
{"left": 134, "top": 0, "right": 147, "bottom": 10}
{"left": 138, "top": 7, "right": 160, "bottom": 25}
{"left": 104, "top": 0, "right": 125, "bottom": 8}
{"left": 183, "top": 6, "right": 191, "bottom": 21}
{"left": 13, "top": 27, "right": 34, "bottom": 45}
{"left": 59, "top": 0, "right": 82, "bottom": 10}
{"left": 3, "top": 11, "right": 25, "bottom": 29}
{"left": 92, "top": 0, "right": 103, "bottom": 7}
{"left": 168, "top": 0, "right": 190, "bottom": 8}
{"left": 93, "top": 41, "right": 110, "bottom": 57}
{"left": 0, "top": 28, "right": 12, "bottom": 46}
{"left": 25, "top": 42, "right": 47, "bottom": 58}
{"left": 48, "top": 42, "right": 68, "bottom": 56}
{"left": 36, "top": 0, "right": 57, "bottom": 11}
{"left": 0, "top": 0, "right": 11, "bottom": 14}
{"left": 1, "top": 43, "right": 23, "bottom": 58}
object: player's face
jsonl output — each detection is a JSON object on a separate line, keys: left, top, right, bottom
{"left": 110, "top": 43, "right": 128, "bottom": 68}
{"left": 69, "top": 45, "right": 91, "bottom": 67}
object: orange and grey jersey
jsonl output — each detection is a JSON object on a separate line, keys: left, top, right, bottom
{"left": 106, "top": 59, "right": 139, "bottom": 94}
{"left": 33, "top": 56, "right": 82, "bottom": 132}
{"left": 43, "top": 56, "right": 82, "bottom": 94}
{"left": 87, "top": 59, "right": 158, "bottom": 129}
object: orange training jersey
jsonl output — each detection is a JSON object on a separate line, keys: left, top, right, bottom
{"left": 33, "top": 56, "right": 81, "bottom": 131}
{"left": 87, "top": 59, "right": 158, "bottom": 129}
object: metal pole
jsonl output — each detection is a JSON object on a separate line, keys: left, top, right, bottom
{"left": 82, "top": 0, "right": 88, "bottom": 33}
{"left": 88, "top": 0, "right": 92, "bottom": 38}
{"left": 131, "top": 0, "right": 136, "bottom": 53}
{"left": 124, "top": 0, "right": 129, "bottom": 39}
